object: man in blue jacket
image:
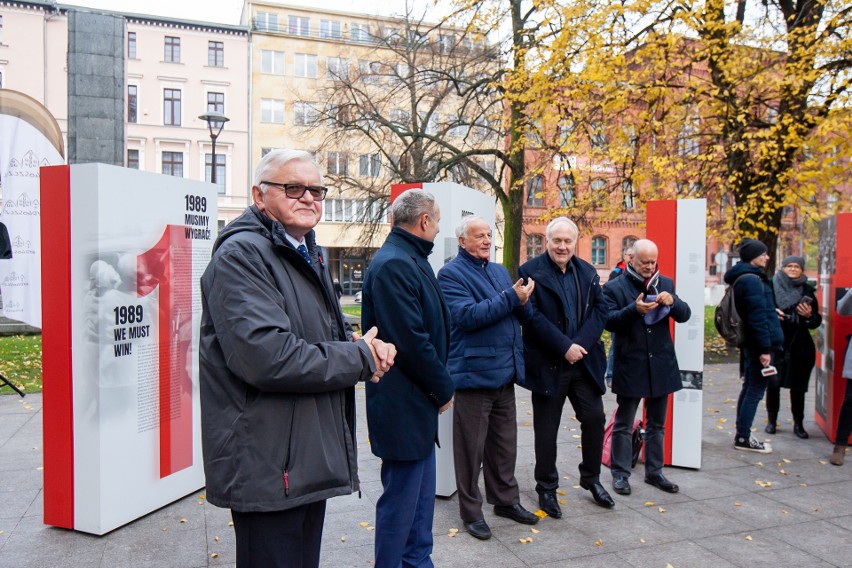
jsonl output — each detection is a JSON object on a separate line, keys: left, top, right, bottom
{"left": 603, "top": 239, "right": 691, "bottom": 496}
{"left": 724, "top": 238, "right": 784, "bottom": 453}
{"left": 437, "top": 216, "right": 539, "bottom": 540}
{"left": 519, "top": 216, "right": 614, "bottom": 516}
{"left": 363, "top": 189, "right": 456, "bottom": 567}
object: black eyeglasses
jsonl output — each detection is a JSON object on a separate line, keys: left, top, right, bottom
{"left": 260, "top": 181, "right": 328, "bottom": 201}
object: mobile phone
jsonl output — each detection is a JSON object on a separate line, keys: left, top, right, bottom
{"left": 800, "top": 296, "right": 813, "bottom": 305}
{"left": 761, "top": 365, "right": 778, "bottom": 377}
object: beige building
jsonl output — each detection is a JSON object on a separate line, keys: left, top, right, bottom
{"left": 0, "top": 1, "right": 250, "bottom": 227}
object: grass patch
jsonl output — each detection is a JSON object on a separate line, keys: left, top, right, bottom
{"left": 0, "top": 335, "right": 42, "bottom": 395}
{"left": 341, "top": 306, "right": 362, "bottom": 317}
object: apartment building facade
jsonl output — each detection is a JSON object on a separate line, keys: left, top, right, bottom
{"left": 0, "top": 1, "right": 250, "bottom": 228}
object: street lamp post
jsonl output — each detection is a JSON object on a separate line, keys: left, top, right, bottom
{"left": 198, "top": 111, "right": 230, "bottom": 185}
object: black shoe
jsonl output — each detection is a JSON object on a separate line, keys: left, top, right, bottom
{"left": 612, "top": 475, "right": 631, "bottom": 495}
{"left": 494, "top": 503, "right": 539, "bottom": 525}
{"left": 645, "top": 474, "right": 679, "bottom": 493}
{"left": 463, "top": 519, "right": 492, "bottom": 540}
{"left": 794, "top": 422, "right": 809, "bottom": 439}
{"left": 537, "top": 491, "right": 562, "bottom": 519}
{"left": 579, "top": 480, "right": 615, "bottom": 508}
{"left": 765, "top": 422, "right": 777, "bottom": 434}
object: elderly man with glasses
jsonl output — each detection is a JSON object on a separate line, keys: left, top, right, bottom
{"left": 199, "top": 149, "right": 396, "bottom": 568}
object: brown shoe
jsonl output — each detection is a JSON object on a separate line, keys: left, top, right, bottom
{"left": 830, "top": 445, "right": 846, "bottom": 466}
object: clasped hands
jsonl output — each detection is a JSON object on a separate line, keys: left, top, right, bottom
{"left": 360, "top": 326, "right": 396, "bottom": 383}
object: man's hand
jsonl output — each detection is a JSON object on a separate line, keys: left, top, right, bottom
{"left": 360, "top": 326, "right": 396, "bottom": 382}
{"left": 564, "top": 343, "right": 588, "bottom": 364}
{"left": 512, "top": 278, "right": 536, "bottom": 305}
{"left": 635, "top": 293, "right": 658, "bottom": 315}
{"left": 759, "top": 353, "right": 772, "bottom": 367}
{"left": 439, "top": 395, "right": 454, "bottom": 414}
{"left": 655, "top": 291, "right": 674, "bottom": 306}
{"left": 776, "top": 308, "right": 785, "bottom": 321}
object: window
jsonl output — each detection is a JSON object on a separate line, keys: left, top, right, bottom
{"left": 289, "top": 15, "right": 309, "bottom": 36}
{"left": 127, "top": 85, "right": 138, "bottom": 123}
{"left": 163, "top": 88, "right": 181, "bottom": 126}
{"left": 327, "top": 57, "right": 349, "bottom": 80}
{"left": 127, "top": 32, "right": 136, "bottom": 59}
{"left": 437, "top": 34, "right": 454, "bottom": 53}
{"left": 382, "top": 27, "right": 399, "bottom": 41}
{"left": 419, "top": 111, "right": 439, "bottom": 135}
{"left": 207, "top": 92, "right": 224, "bottom": 115}
{"left": 391, "top": 108, "right": 410, "bottom": 126}
{"left": 526, "top": 234, "right": 544, "bottom": 259}
{"left": 591, "top": 236, "right": 607, "bottom": 266}
{"left": 622, "top": 236, "right": 637, "bottom": 255}
{"left": 622, "top": 180, "right": 635, "bottom": 209}
{"left": 208, "top": 41, "right": 224, "bottom": 67}
{"left": 260, "top": 99, "right": 285, "bottom": 123}
{"left": 320, "top": 19, "right": 341, "bottom": 39}
{"left": 205, "top": 153, "right": 226, "bottom": 193}
{"left": 294, "top": 102, "right": 318, "bottom": 126}
{"left": 327, "top": 152, "right": 348, "bottom": 176}
{"left": 359, "top": 154, "right": 381, "bottom": 177}
{"left": 162, "top": 152, "right": 183, "bottom": 177}
{"left": 256, "top": 12, "right": 278, "bottom": 31}
{"left": 261, "top": 50, "right": 285, "bottom": 74}
{"left": 590, "top": 178, "right": 606, "bottom": 207}
{"left": 127, "top": 149, "right": 139, "bottom": 169}
{"left": 164, "top": 36, "right": 180, "bottom": 63}
{"left": 350, "top": 23, "right": 370, "bottom": 42}
{"left": 558, "top": 174, "right": 575, "bottom": 207}
{"left": 294, "top": 53, "right": 318, "bottom": 78}
{"left": 590, "top": 121, "right": 606, "bottom": 149}
{"left": 677, "top": 112, "right": 700, "bottom": 156}
{"left": 526, "top": 175, "right": 544, "bottom": 207}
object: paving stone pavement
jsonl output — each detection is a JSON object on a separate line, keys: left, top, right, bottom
{"left": 1, "top": 362, "right": 850, "bottom": 567}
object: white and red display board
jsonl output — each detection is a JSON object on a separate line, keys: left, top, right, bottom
{"left": 41, "top": 164, "right": 216, "bottom": 535}
{"left": 390, "top": 182, "right": 496, "bottom": 497}
{"left": 646, "top": 199, "right": 706, "bottom": 469}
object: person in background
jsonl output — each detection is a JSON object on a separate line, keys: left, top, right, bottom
{"left": 519, "top": 216, "right": 614, "bottom": 516}
{"left": 605, "top": 247, "right": 634, "bottom": 388}
{"left": 602, "top": 239, "right": 691, "bottom": 496}
{"left": 725, "top": 238, "right": 784, "bottom": 454}
{"left": 199, "top": 149, "right": 395, "bottom": 568}
{"left": 766, "top": 256, "right": 821, "bottom": 438}
{"left": 830, "top": 291, "right": 852, "bottom": 465}
{"left": 437, "top": 216, "right": 538, "bottom": 541}
{"left": 362, "top": 189, "right": 456, "bottom": 568}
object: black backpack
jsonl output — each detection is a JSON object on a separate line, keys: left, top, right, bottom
{"left": 714, "top": 274, "right": 759, "bottom": 346}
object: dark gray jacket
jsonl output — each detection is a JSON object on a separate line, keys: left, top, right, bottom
{"left": 200, "top": 206, "right": 376, "bottom": 512}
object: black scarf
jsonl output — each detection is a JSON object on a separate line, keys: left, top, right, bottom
{"left": 625, "top": 262, "right": 661, "bottom": 295}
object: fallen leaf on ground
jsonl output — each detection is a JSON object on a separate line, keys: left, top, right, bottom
{"left": 734, "top": 502, "right": 742, "bottom": 507}
{"left": 639, "top": 538, "right": 646, "bottom": 544}
{"left": 214, "top": 536, "right": 220, "bottom": 542}
{"left": 559, "top": 500, "right": 566, "bottom": 505}
{"left": 534, "top": 510, "right": 548, "bottom": 518}
{"left": 707, "top": 408, "right": 719, "bottom": 413}
{"left": 594, "top": 539, "right": 603, "bottom": 547}
{"left": 341, "top": 536, "right": 347, "bottom": 542}
{"left": 658, "top": 507, "right": 666, "bottom": 513}
{"left": 531, "top": 528, "right": 540, "bottom": 534}
{"left": 519, "top": 537, "right": 533, "bottom": 544}
{"left": 179, "top": 518, "right": 187, "bottom": 524}
{"left": 718, "top": 418, "right": 727, "bottom": 423}
{"left": 782, "top": 458, "right": 791, "bottom": 464}
{"left": 644, "top": 501, "right": 655, "bottom": 507}
{"left": 781, "top": 510, "right": 789, "bottom": 515}
{"left": 755, "top": 480, "right": 772, "bottom": 488}
{"left": 819, "top": 460, "right": 828, "bottom": 465}
{"left": 448, "top": 528, "right": 459, "bottom": 537}
{"left": 359, "top": 522, "right": 370, "bottom": 527}
{"left": 745, "top": 535, "right": 753, "bottom": 541}
{"left": 557, "top": 490, "right": 566, "bottom": 495}
{"left": 755, "top": 462, "right": 764, "bottom": 467}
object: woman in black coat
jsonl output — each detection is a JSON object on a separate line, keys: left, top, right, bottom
{"left": 765, "top": 256, "right": 821, "bottom": 438}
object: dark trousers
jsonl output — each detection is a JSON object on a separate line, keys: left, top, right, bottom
{"left": 835, "top": 380, "right": 852, "bottom": 447}
{"left": 453, "top": 384, "right": 520, "bottom": 522}
{"left": 532, "top": 365, "right": 605, "bottom": 490}
{"left": 736, "top": 349, "right": 770, "bottom": 438}
{"left": 612, "top": 394, "right": 668, "bottom": 479}
{"left": 231, "top": 501, "right": 326, "bottom": 568}
{"left": 374, "top": 451, "right": 436, "bottom": 568}
{"left": 765, "top": 386, "right": 806, "bottom": 424}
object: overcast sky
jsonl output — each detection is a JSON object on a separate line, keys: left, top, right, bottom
{"left": 63, "top": 0, "right": 446, "bottom": 25}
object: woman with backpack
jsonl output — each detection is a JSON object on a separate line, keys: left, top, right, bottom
{"left": 765, "top": 256, "right": 821, "bottom": 437}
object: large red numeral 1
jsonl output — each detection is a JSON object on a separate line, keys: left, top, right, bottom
{"left": 137, "top": 225, "right": 193, "bottom": 478}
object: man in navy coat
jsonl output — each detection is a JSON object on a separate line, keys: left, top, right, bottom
{"left": 437, "top": 216, "right": 539, "bottom": 540}
{"left": 363, "top": 189, "right": 456, "bottom": 567}
{"left": 519, "top": 216, "right": 614, "bottom": 516}
{"left": 602, "top": 239, "right": 691, "bottom": 496}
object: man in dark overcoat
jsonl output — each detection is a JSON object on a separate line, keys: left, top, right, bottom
{"left": 602, "top": 239, "right": 691, "bottom": 496}
{"left": 519, "top": 216, "right": 614, "bottom": 516}
{"left": 362, "top": 189, "right": 456, "bottom": 567}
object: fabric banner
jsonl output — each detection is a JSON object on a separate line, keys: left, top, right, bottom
{"left": 0, "top": 90, "right": 65, "bottom": 328}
